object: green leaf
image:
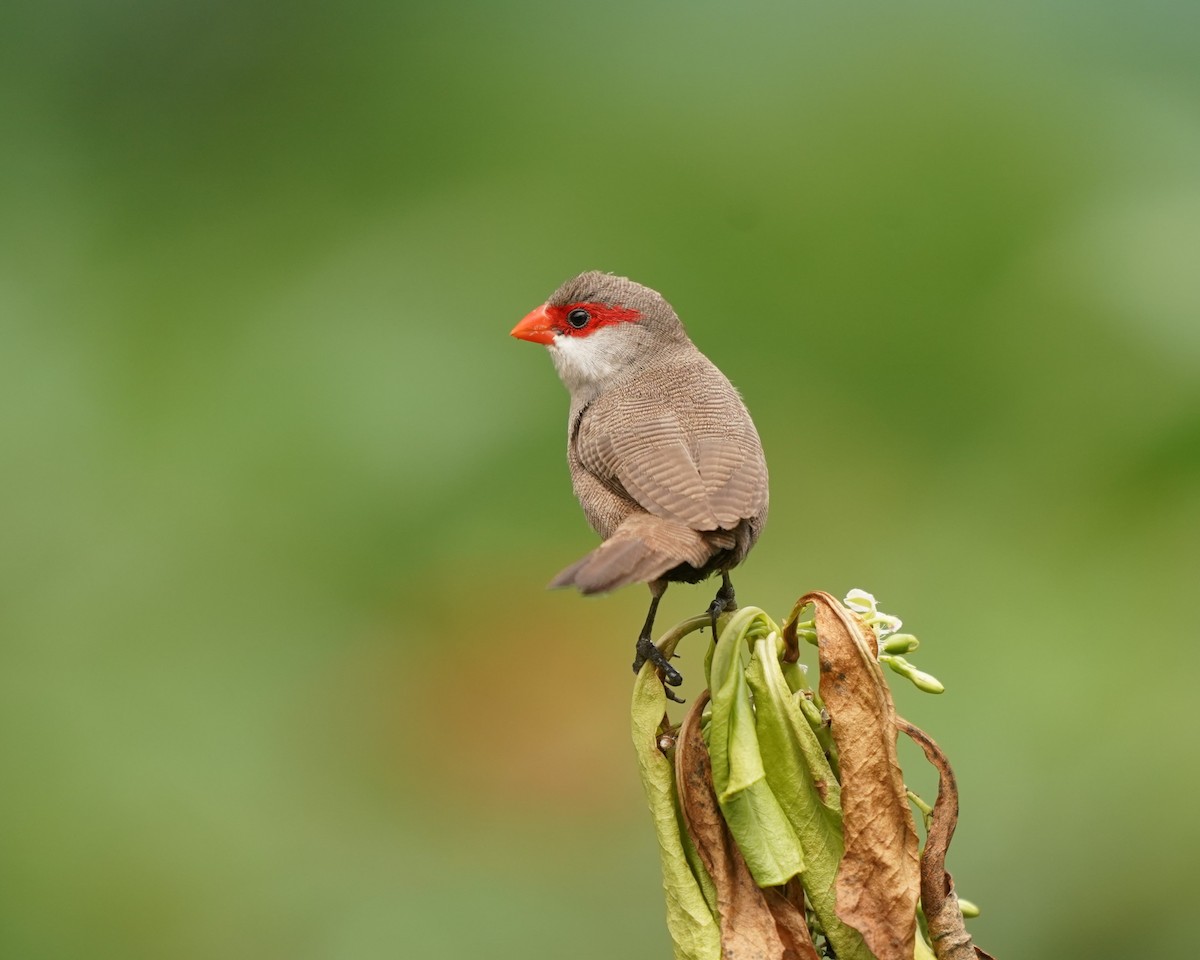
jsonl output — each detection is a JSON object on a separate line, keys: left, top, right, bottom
{"left": 746, "top": 634, "right": 874, "bottom": 960}
{"left": 783, "top": 658, "right": 841, "bottom": 777}
{"left": 705, "top": 608, "right": 805, "bottom": 887}
{"left": 631, "top": 658, "right": 720, "bottom": 960}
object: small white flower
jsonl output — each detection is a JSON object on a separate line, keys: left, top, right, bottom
{"left": 872, "top": 612, "right": 903, "bottom": 637}
{"left": 844, "top": 589, "right": 901, "bottom": 636}
{"left": 843, "top": 588, "right": 878, "bottom": 615}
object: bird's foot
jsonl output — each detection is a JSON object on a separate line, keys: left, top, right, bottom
{"left": 633, "top": 636, "right": 685, "bottom": 702}
{"left": 707, "top": 581, "right": 737, "bottom": 642}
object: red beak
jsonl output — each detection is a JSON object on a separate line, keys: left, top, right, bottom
{"left": 511, "top": 305, "right": 556, "bottom": 345}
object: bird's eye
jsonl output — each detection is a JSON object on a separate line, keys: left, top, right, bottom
{"left": 567, "top": 308, "right": 590, "bottom": 329}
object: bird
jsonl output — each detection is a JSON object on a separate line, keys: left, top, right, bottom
{"left": 510, "top": 271, "right": 769, "bottom": 698}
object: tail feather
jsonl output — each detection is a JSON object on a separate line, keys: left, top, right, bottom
{"left": 549, "top": 514, "right": 718, "bottom": 595}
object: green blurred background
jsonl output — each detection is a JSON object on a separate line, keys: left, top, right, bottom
{"left": 2, "top": 1, "right": 1197, "bottom": 957}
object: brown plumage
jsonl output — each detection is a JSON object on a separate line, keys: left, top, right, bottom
{"left": 511, "top": 271, "right": 768, "bottom": 692}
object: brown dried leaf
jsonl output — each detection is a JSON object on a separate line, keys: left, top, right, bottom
{"left": 779, "top": 597, "right": 807, "bottom": 664}
{"left": 898, "top": 719, "right": 990, "bottom": 960}
{"left": 764, "top": 880, "right": 820, "bottom": 960}
{"left": 803, "top": 591, "right": 920, "bottom": 960}
{"left": 676, "top": 692, "right": 818, "bottom": 960}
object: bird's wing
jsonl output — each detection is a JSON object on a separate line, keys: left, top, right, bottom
{"left": 576, "top": 378, "right": 767, "bottom": 531}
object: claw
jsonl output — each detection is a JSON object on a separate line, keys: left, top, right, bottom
{"left": 633, "top": 635, "right": 685, "bottom": 690}
{"left": 707, "top": 572, "right": 737, "bottom": 642}
{"left": 628, "top": 579, "right": 693, "bottom": 702}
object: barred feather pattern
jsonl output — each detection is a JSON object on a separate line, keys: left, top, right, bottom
{"left": 553, "top": 340, "right": 768, "bottom": 594}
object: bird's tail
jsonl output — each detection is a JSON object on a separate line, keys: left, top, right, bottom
{"left": 549, "top": 515, "right": 734, "bottom": 595}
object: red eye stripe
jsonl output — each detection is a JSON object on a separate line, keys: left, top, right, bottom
{"left": 547, "top": 301, "right": 642, "bottom": 337}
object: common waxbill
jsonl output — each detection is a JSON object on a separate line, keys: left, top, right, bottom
{"left": 511, "top": 271, "right": 768, "bottom": 696}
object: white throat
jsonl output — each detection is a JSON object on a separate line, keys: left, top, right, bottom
{"left": 548, "top": 327, "right": 625, "bottom": 398}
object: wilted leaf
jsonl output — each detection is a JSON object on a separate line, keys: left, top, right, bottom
{"left": 780, "top": 597, "right": 809, "bottom": 664}
{"left": 631, "top": 625, "right": 720, "bottom": 960}
{"left": 763, "top": 882, "right": 821, "bottom": 960}
{"left": 898, "top": 718, "right": 988, "bottom": 960}
{"left": 745, "top": 634, "right": 873, "bottom": 960}
{"left": 803, "top": 591, "right": 920, "bottom": 960}
{"left": 676, "top": 691, "right": 818, "bottom": 960}
{"left": 706, "top": 608, "right": 806, "bottom": 888}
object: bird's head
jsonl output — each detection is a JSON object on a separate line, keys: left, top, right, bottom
{"left": 511, "top": 271, "right": 689, "bottom": 397}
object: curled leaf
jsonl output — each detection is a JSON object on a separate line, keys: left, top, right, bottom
{"left": 897, "top": 717, "right": 985, "bottom": 960}
{"left": 803, "top": 591, "right": 920, "bottom": 960}
{"left": 631, "top": 619, "right": 720, "bottom": 960}
{"left": 745, "top": 633, "right": 872, "bottom": 960}
{"left": 634, "top": 593, "right": 988, "bottom": 960}
{"left": 706, "top": 608, "right": 805, "bottom": 887}
{"left": 676, "top": 690, "right": 819, "bottom": 960}
{"left": 764, "top": 881, "right": 822, "bottom": 960}
{"left": 780, "top": 600, "right": 811, "bottom": 663}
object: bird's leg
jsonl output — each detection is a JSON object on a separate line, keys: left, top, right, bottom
{"left": 631, "top": 581, "right": 684, "bottom": 701}
{"left": 706, "top": 571, "right": 737, "bottom": 642}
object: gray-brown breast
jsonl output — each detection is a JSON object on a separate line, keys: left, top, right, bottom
{"left": 571, "top": 346, "right": 768, "bottom": 543}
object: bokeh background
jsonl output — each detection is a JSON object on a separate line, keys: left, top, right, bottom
{"left": 2, "top": 1, "right": 1198, "bottom": 957}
